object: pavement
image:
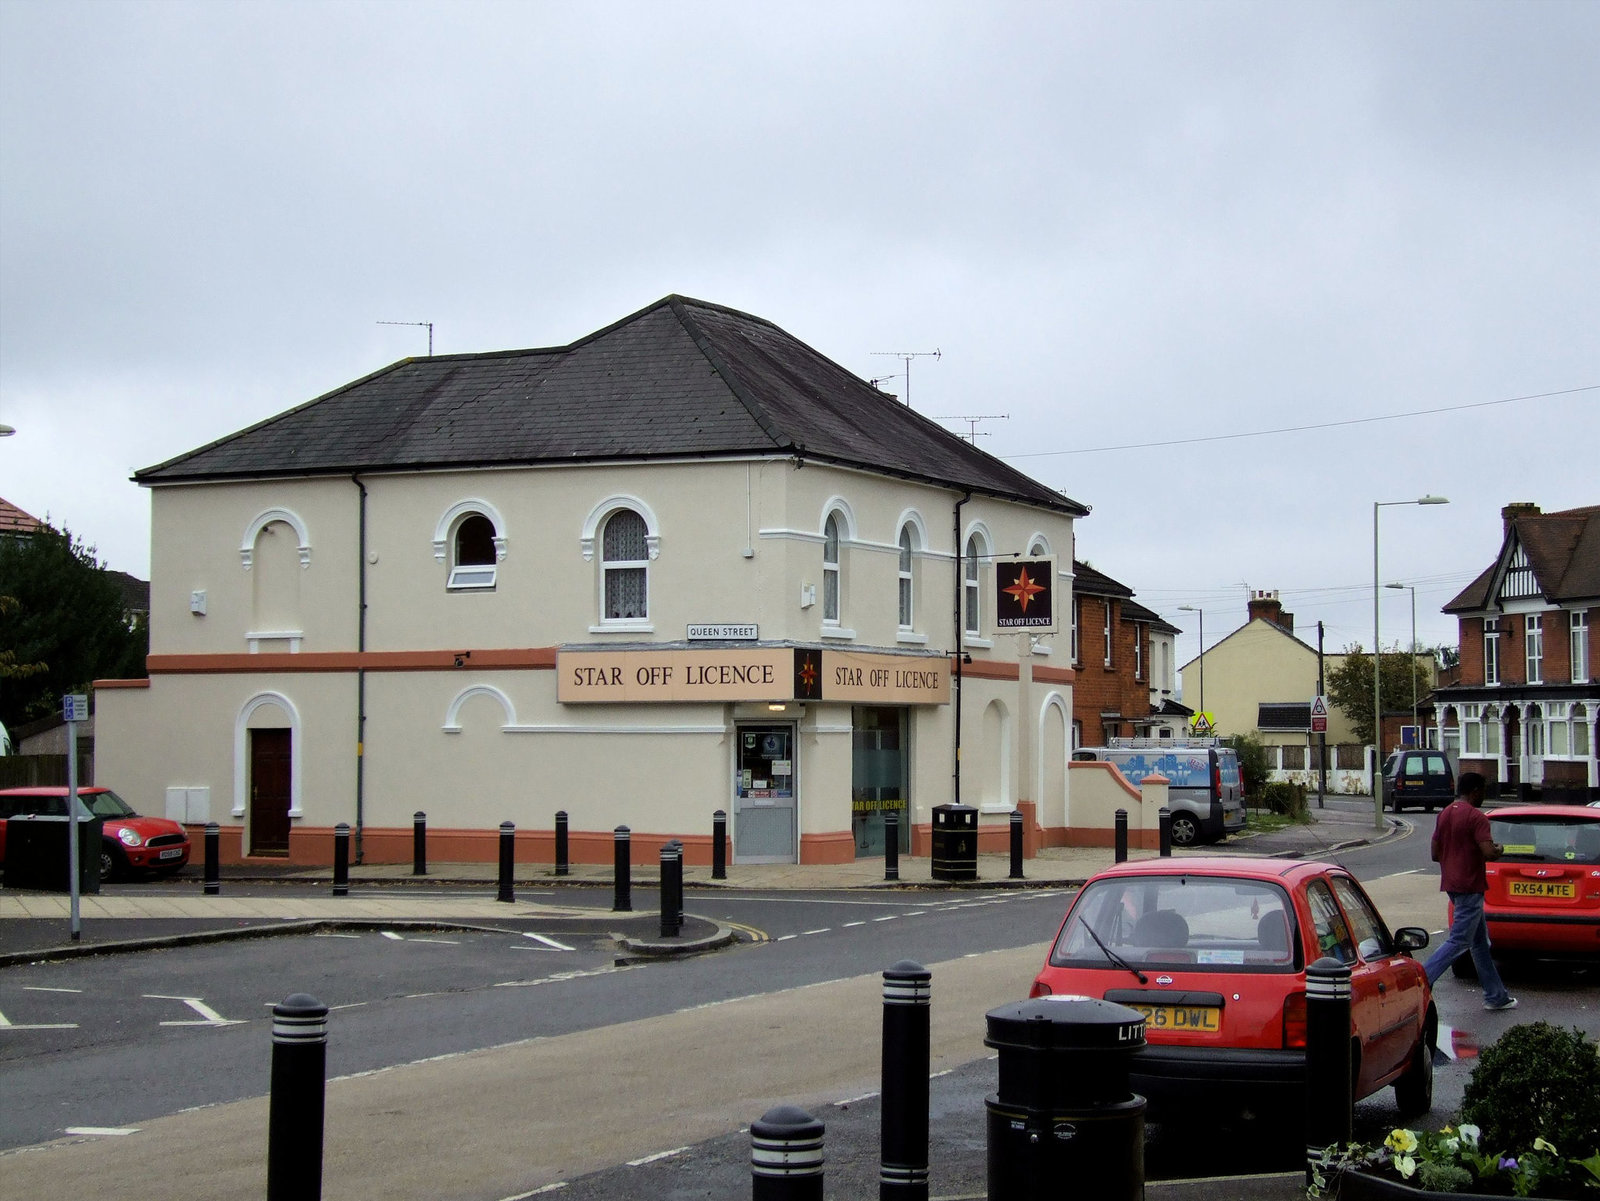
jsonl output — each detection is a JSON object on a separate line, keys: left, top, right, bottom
{"left": 0, "top": 797, "right": 1400, "bottom": 1201}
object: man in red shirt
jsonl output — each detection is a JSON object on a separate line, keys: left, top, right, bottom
{"left": 1422, "top": 771, "right": 1516, "bottom": 1010}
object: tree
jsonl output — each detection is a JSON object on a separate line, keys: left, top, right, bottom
{"left": 0, "top": 523, "right": 147, "bottom": 729}
{"left": 1222, "top": 732, "right": 1271, "bottom": 799}
{"left": 1326, "top": 643, "right": 1431, "bottom": 746}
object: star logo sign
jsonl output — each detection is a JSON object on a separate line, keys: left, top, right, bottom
{"left": 798, "top": 659, "right": 817, "bottom": 691}
{"left": 1002, "top": 567, "right": 1046, "bottom": 612}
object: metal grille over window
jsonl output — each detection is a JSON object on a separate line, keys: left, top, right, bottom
{"left": 603, "top": 509, "right": 648, "bottom": 620}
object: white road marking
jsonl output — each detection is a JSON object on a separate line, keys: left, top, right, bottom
{"left": 146, "top": 995, "right": 245, "bottom": 1027}
{"left": 23, "top": 986, "right": 83, "bottom": 993}
{"left": 843, "top": 921, "right": 866, "bottom": 928}
{"left": 381, "top": 931, "right": 404, "bottom": 941}
{"left": 1370, "top": 869, "right": 1422, "bottom": 880}
{"left": 905, "top": 911, "right": 926, "bottom": 917}
{"left": 802, "top": 928, "right": 830, "bottom": 936}
{"left": 627, "top": 1146, "right": 690, "bottom": 1166}
{"left": 776, "top": 934, "right": 798, "bottom": 941}
{"left": 873, "top": 915, "right": 898, "bottom": 922}
{"left": 521, "top": 932, "right": 575, "bottom": 951}
{"left": 493, "top": 965, "right": 632, "bottom": 989}
{"left": 836, "top": 1091, "right": 879, "bottom": 1106}
{"left": 0, "top": 1009, "right": 79, "bottom": 1031}
{"left": 330, "top": 1002, "right": 368, "bottom": 1011}
{"left": 314, "top": 932, "right": 362, "bottom": 939}
{"left": 498, "top": 1183, "right": 568, "bottom": 1198}
{"left": 930, "top": 1068, "right": 953, "bottom": 1079}
{"left": 405, "top": 937, "right": 460, "bottom": 946}
{"left": 64, "top": 1126, "right": 139, "bottom": 1136}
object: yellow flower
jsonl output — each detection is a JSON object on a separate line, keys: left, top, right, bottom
{"left": 1385, "top": 1129, "right": 1420, "bottom": 1155}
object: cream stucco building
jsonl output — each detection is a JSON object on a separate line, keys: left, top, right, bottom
{"left": 96, "top": 297, "right": 1091, "bottom": 867}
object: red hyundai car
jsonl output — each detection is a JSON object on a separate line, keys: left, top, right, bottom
{"left": 1029, "top": 857, "right": 1436, "bottom": 1123}
{"left": 0, "top": 786, "right": 191, "bottom": 882}
{"left": 1473, "top": 804, "right": 1600, "bottom": 965}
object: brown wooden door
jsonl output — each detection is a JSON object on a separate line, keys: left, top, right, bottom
{"left": 250, "top": 728, "right": 292, "bottom": 855}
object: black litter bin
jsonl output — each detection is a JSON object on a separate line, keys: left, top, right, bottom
{"left": 984, "top": 996, "right": 1147, "bottom": 1201}
{"left": 2, "top": 815, "right": 102, "bottom": 893}
{"left": 930, "top": 803, "right": 978, "bottom": 881}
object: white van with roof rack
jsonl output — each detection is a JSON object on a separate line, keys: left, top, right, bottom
{"left": 1070, "top": 739, "right": 1246, "bottom": 846}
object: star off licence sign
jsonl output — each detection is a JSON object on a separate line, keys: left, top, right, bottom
{"left": 994, "top": 556, "right": 1057, "bottom": 633}
{"left": 559, "top": 648, "right": 948, "bottom": 705}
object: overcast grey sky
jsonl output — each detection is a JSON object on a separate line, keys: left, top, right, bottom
{"left": 2, "top": 0, "right": 1596, "bottom": 672}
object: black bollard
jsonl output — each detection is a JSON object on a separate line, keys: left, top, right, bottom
{"left": 267, "top": 993, "right": 328, "bottom": 1201}
{"left": 203, "top": 821, "right": 220, "bottom": 896}
{"left": 752, "top": 1105, "right": 825, "bottom": 1201}
{"left": 1008, "top": 810, "right": 1025, "bottom": 880}
{"left": 1158, "top": 806, "right": 1172, "bottom": 857}
{"left": 1304, "top": 956, "right": 1354, "bottom": 1185}
{"left": 412, "top": 811, "right": 427, "bottom": 876}
{"left": 1114, "top": 808, "right": 1128, "bottom": 864}
{"left": 496, "top": 821, "right": 515, "bottom": 903}
{"left": 881, "top": 961, "right": 932, "bottom": 1200}
{"left": 332, "top": 823, "right": 350, "bottom": 897}
{"left": 659, "top": 840, "right": 683, "bottom": 938}
{"left": 554, "top": 810, "right": 569, "bottom": 877}
{"left": 712, "top": 809, "right": 727, "bottom": 880}
{"left": 884, "top": 809, "right": 900, "bottom": 882}
{"left": 613, "top": 825, "right": 632, "bottom": 912}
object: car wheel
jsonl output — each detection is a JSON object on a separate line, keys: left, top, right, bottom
{"left": 1168, "top": 814, "right": 1200, "bottom": 847}
{"left": 99, "top": 843, "right": 126, "bottom": 884}
{"left": 1451, "top": 955, "right": 1477, "bottom": 980}
{"left": 1395, "top": 1013, "right": 1436, "bottom": 1118}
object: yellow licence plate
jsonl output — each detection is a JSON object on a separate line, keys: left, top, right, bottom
{"left": 1509, "top": 881, "right": 1575, "bottom": 899}
{"left": 1128, "top": 1003, "right": 1220, "bottom": 1032}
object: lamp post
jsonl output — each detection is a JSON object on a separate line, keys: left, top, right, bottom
{"left": 1386, "top": 582, "right": 1419, "bottom": 747}
{"left": 1373, "top": 496, "right": 1448, "bottom": 830}
{"left": 1179, "top": 605, "right": 1204, "bottom": 730}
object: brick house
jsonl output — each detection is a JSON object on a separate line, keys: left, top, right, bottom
{"left": 1434, "top": 502, "right": 1598, "bottom": 801}
{"left": 1068, "top": 561, "right": 1183, "bottom": 745}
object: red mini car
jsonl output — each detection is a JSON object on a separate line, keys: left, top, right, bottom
{"left": 1478, "top": 804, "right": 1600, "bottom": 964}
{"left": 0, "top": 786, "right": 191, "bottom": 882}
{"left": 1030, "top": 857, "right": 1435, "bottom": 1123}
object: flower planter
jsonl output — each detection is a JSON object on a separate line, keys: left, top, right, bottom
{"left": 1335, "top": 1167, "right": 1570, "bottom": 1201}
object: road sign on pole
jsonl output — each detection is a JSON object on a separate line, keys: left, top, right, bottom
{"left": 1310, "top": 695, "right": 1329, "bottom": 734}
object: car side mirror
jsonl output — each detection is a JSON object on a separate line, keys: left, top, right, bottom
{"left": 1393, "top": 926, "right": 1429, "bottom": 953}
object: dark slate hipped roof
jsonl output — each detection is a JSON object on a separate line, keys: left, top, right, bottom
{"left": 137, "top": 296, "right": 1087, "bottom": 516}
{"left": 1444, "top": 504, "right": 1600, "bottom": 612}
{"left": 1071, "top": 560, "right": 1134, "bottom": 599}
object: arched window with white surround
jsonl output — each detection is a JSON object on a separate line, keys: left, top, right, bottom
{"left": 450, "top": 513, "right": 499, "bottom": 589}
{"left": 897, "top": 524, "right": 916, "bottom": 630}
{"left": 602, "top": 508, "right": 649, "bottom": 620}
{"left": 823, "top": 513, "right": 843, "bottom": 625}
{"left": 964, "top": 533, "right": 987, "bottom": 639}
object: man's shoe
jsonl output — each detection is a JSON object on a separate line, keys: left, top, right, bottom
{"left": 1484, "top": 996, "right": 1519, "bottom": 1011}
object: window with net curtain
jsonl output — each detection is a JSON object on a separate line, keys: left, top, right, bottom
{"left": 603, "top": 509, "right": 648, "bottom": 620}
{"left": 823, "top": 514, "right": 841, "bottom": 623}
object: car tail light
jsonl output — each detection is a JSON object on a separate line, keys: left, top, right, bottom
{"left": 1282, "top": 991, "right": 1307, "bottom": 1048}
{"left": 1213, "top": 762, "right": 1223, "bottom": 798}
{"left": 1029, "top": 980, "right": 1052, "bottom": 999}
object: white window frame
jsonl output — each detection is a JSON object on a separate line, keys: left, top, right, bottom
{"left": 897, "top": 525, "right": 915, "bottom": 631}
{"left": 1484, "top": 617, "right": 1501, "bottom": 685}
{"left": 447, "top": 512, "right": 500, "bottom": 591}
{"left": 1102, "top": 602, "right": 1113, "bottom": 667}
{"left": 823, "top": 513, "right": 842, "bottom": 626}
{"left": 1572, "top": 610, "right": 1590, "bottom": 684}
{"left": 1133, "top": 623, "right": 1143, "bottom": 680}
{"left": 1071, "top": 597, "right": 1080, "bottom": 664}
{"left": 600, "top": 508, "right": 651, "bottom": 627}
{"left": 1526, "top": 614, "right": 1543, "bottom": 684}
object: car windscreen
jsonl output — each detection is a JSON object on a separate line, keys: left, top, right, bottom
{"left": 78, "top": 790, "right": 138, "bottom": 819}
{"left": 1048, "top": 875, "right": 1298, "bottom": 972}
{"left": 1490, "top": 815, "right": 1600, "bottom": 865}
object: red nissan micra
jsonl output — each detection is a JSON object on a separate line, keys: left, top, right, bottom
{"left": 1030, "top": 857, "right": 1436, "bottom": 1123}
{"left": 1480, "top": 804, "right": 1600, "bottom": 963}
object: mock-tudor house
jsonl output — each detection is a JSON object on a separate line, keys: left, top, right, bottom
{"left": 95, "top": 296, "right": 1094, "bottom": 868}
{"left": 1434, "top": 502, "right": 1599, "bottom": 801}
{"left": 1066, "top": 561, "right": 1184, "bottom": 745}
{"left": 1178, "top": 591, "right": 1373, "bottom": 791}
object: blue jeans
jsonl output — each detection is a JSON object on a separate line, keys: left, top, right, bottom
{"left": 1423, "top": 890, "right": 1511, "bottom": 1006}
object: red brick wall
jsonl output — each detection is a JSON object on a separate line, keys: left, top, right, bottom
{"left": 1070, "top": 596, "right": 1153, "bottom": 742}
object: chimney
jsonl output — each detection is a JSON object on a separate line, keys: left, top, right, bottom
{"left": 1248, "top": 589, "right": 1292, "bottom": 634}
{"left": 1502, "top": 502, "right": 1540, "bottom": 536}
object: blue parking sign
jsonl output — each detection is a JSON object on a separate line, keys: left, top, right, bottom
{"left": 63, "top": 693, "right": 89, "bottom": 723}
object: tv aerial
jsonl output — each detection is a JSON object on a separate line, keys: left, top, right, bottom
{"left": 870, "top": 348, "right": 941, "bottom": 406}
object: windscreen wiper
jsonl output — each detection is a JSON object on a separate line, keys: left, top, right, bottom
{"left": 1081, "top": 920, "right": 1148, "bottom": 984}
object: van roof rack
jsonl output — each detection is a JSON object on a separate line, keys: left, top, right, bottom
{"left": 1108, "top": 736, "right": 1222, "bottom": 748}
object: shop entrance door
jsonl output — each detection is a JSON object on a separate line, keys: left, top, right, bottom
{"left": 733, "top": 725, "right": 796, "bottom": 863}
{"left": 852, "top": 707, "right": 908, "bottom": 857}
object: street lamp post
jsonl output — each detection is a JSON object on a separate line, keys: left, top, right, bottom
{"left": 1373, "top": 496, "right": 1448, "bottom": 830}
{"left": 1387, "top": 582, "right": 1419, "bottom": 746}
{"left": 1179, "top": 605, "right": 1204, "bottom": 731}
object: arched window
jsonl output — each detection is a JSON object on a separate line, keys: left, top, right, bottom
{"left": 897, "top": 525, "right": 915, "bottom": 629}
{"left": 449, "top": 513, "right": 499, "bottom": 590}
{"left": 602, "top": 509, "right": 649, "bottom": 620}
{"left": 823, "top": 514, "right": 842, "bottom": 624}
{"left": 964, "top": 534, "right": 982, "bottom": 637}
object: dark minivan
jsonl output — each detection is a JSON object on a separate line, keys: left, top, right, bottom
{"left": 1381, "top": 749, "right": 1456, "bottom": 813}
